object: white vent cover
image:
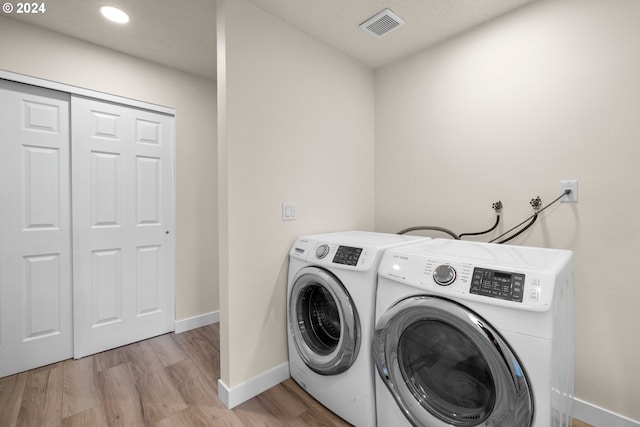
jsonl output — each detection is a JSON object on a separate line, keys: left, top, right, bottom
{"left": 359, "top": 8, "right": 405, "bottom": 37}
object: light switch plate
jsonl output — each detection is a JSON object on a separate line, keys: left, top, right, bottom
{"left": 282, "top": 202, "right": 297, "bottom": 221}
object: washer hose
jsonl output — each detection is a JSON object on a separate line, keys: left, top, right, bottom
{"left": 495, "top": 213, "right": 537, "bottom": 244}
{"left": 397, "top": 226, "right": 460, "bottom": 240}
{"left": 459, "top": 214, "right": 500, "bottom": 239}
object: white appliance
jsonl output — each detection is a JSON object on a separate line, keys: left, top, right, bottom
{"left": 373, "top": 239, "right": 573, "bottom": 427}
{"left": 288, "top": 231, "right": 428, "bottom": 427}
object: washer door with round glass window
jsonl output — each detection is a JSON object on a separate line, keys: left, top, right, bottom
{"left": 373, "top": 296, "right": 533, "bottom": 427}
{"left": 289, "top": 266, "right": 360, "bottom": 375}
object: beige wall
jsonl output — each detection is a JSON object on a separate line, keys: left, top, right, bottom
{"left": 0, "top": 16, "right": 218, "bottom": 322}
{"left": 217, "top": 0, "right": 375, "bottom": 387}
{"left": 5, "top": 0, "right": 638, "bottom": 419}
{"left": 375, "top": 0, "right": 640, "bottom": 420}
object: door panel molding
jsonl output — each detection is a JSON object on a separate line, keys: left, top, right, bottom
{"left": 0, "top": 79, "right": 72, "bottom": 378}
{"left": 71, "top": 95, "right": 175, "bottom": 359}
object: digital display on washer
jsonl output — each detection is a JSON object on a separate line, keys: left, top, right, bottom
{"left": 470, "top": 267, "right": 525, "bottom": 302}
{"left": 333, "top": 246, "right": 362, "bottom": 266}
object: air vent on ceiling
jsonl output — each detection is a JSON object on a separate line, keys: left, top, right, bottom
{"left": 359, "top": 8, "right": 405, "bottom": 38}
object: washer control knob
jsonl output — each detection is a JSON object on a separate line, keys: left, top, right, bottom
{"left": 433, "top": 264, "right": 456, "bottom": 286}
{"left": 316, "top": 244, "right": 330, "bottom": 259}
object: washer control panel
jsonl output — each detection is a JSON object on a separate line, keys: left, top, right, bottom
{"left": 470, "top": 267, "right": 525, "bottom": 302}
{"left": 378, "top": 239, "right": 572, "bottom": 311}
{"left": 332, "top": 245, "right": 363, "bottom": 266}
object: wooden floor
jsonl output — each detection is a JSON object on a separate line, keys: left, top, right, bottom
{"left": 0, "top": 323, "right": 592, "bottom": 427}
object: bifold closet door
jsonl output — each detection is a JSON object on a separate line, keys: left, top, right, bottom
{"left": 71, "top": 96, "right": 175, "bottom": 358}
{"left": 0, "top": 80, "right": 73, "bottom": 377}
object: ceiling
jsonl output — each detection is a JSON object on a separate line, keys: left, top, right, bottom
{"left": 7, "top": 0, "right": 535, "bottom": 81}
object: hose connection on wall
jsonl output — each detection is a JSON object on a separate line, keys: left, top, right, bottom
{"left": 398, "top": 190, "right": 570, "bottom": 245}
{"left": 490, "top": 192, "right": 568, "bottom": 244}
{"left": 458, "top": 201, "right": 502, "bottom": 239}
{"left": 529, "top": 196, "right": 542, "bottom": 211}
{"left": 492, "top": 196, "right": 541, "bottom": 244}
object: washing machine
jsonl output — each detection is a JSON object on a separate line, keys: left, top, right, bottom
{"left": 373, "top": 238, "right": 574, "bottom": 427}
{"left": 288, "top": 231, "right": 428, "bottom": 426}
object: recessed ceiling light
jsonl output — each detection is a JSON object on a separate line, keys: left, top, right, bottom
{"left": 100, "top": 5, "right": 130, "bottom": 24}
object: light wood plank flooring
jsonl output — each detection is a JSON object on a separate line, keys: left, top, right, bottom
{"left": 0, "top": 323, "right": 592, "bottom": 426}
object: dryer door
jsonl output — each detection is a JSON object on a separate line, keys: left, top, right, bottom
{"left": 289, "top": 266, "right": 360, "bottom": 375}
{"left": 373, "top": 296, "right": 533, "bottom": 427}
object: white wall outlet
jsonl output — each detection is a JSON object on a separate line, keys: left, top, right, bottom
{"left": 282, "top": 202, "right": 297, "bottom": 221}
{"left": 560, "top": 180, "right": 578, "bottom": 202}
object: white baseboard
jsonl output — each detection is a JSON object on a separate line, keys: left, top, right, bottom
{"left": 218, "top": 362, "right": 290, "bottom": 409}
{"left": 574, "top": 397, "right": 640, "bottom": 427}
{"left": 174, "top": 311, "right": 219, "bottom": 334}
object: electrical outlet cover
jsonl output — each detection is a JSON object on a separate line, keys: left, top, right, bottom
{"left": 560, "top": 180, "right": 578, "bottom": 202}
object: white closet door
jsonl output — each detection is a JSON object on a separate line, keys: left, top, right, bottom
{"left": 0, "top": 80, "right": 72, "bottom": 377}
{"left": 71, "top": 96, "right": 175, "bottom": 358}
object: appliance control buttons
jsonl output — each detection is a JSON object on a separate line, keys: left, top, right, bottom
{"left": 316, "top": 244, "right": 330, "bottom": 259}
{"left": 433, "top": 264, "right": 456, "bottom": 286}
{"left": 332, "top": 245, "right": 362, "bottom": 266}
{"left": 470, "top": 267, "right": 525, "bottom": 303}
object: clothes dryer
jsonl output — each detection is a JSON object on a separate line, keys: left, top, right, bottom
{"left": 373, "top": 239, "right": 573, "bottom": 427}
{"left": 288, "top": 231, "right": 427, "bottom": 427}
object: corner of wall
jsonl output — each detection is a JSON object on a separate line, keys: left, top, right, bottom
{"left": 217, "top": 363, "right": 290, "bottom": 409}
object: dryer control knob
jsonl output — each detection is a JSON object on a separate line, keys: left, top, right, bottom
{"left": 316, "top": 244, "right": 330, "bottom": 259}
{"left": 433, "top": 264, "right": 456, "bottom": 286}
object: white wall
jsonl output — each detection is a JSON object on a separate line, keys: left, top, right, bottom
{"left": 217, "top": 0, "right": 374, "bottom": 390}
{"left": 0, "top": 16, "right": 218, "bottom": 322}
{"left": 375, "top": 0, "right": 640, "bottom": 422}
